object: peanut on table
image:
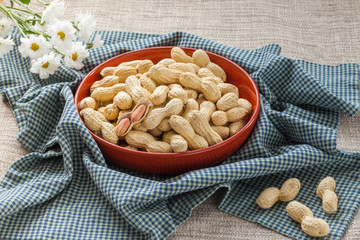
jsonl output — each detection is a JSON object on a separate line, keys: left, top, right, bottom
{"left": 79, "top": 47, "right": 253, "bottom": 153}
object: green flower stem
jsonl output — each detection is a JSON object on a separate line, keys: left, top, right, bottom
{"left": 23, "top": 20, "right": 48, "bottom": 36}
{"left": 9, "top": 14, "right": 26, "bottom": 37}
{"left": 71, "top": 21, "right": 80, "bottom": 32}
{"left": 0, "top": 4, "right": 27, "bottom": 37}
{"left": 0, "top": 4, "right": 50, "bottom": 39}
{"left": 5, "top": 6, "right": 39, "bottom": 17}
{"left": 25, "top": 18, "right": 41, "bottom": 23}
{"left": 11, "top": 0, "right": 41, "bottom": 18}
{"left": 86, "top": 42, "right": 94, "bottom": 49}
{"left": 52, "top": 47, "right": 65, "bottom": 57}
{"left": 35, "top": 0, "right": 48, "bottom": 6}
{"left": 0, "top": 4, "right": 9, "bottom": 17}
{"left": 10, "top": 12, "right": 30, "bottom": 36}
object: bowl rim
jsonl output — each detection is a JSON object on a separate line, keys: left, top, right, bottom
{"left": 74, "top": 46, "right": 261, "bottom": 156}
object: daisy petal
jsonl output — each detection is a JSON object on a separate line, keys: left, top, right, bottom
{"left": 0, "top": 35, "right": 14, "bottom": 57}
{"left": 30, "top": 52, "right": 62, "bottom": 79}
{"left": 64, "top": 42, "right": 89, "bottom": 69}
{"left": 18, "top": 35, "right": 52, "bottom": 59}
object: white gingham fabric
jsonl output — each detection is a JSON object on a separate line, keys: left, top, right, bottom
{"left": 0, "top": 30, "right": 359, "bottom": 240}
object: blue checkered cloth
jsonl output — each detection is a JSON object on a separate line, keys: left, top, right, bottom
{"left": 0, "top": 30, "right": 359, "bottom": 240}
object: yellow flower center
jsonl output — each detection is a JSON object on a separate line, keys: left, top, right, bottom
{"left": 30, "top": 43, "right": 39, "bottom": 51}
{"left": 72, "top": 52, "right": 78, "bottom": 61}
{"left": 57, "top": 31, "right": 66, "bottom": 40}
{"left": 42, "top": 62, "right": 49, "bottom": 68}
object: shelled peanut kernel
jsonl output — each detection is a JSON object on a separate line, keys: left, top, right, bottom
{"left": 81, "top": 47, "right": 253, "bottom": 152}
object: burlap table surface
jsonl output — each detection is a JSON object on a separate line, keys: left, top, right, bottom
{"left": 0, "top": 0, "right": 359, "bottom": 239}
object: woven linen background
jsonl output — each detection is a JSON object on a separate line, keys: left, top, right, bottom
{"left": 0, "top": 0, "right": 359, "bottom": 239}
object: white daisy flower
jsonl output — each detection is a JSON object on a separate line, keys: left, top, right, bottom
{"left": 30, "top": 52, "right": 61, "bottom": 79}
{"left": 89, "top": 34, "right": 104, "bottom": 48}
{"left": 47, "top": 20, "right": 76, "bottom": 51}
{"left": 34, "top": 21, "right": 50, "bottom": 33}
{"left": 18, "top": 35, "right": 52, "bottom": 59}
{"left": 41, "top": 0, "right": 65, "bottom": 24}
{"left": 0, "top": 35, "right": 15, "bottom": 57}
{"left": 64, "top": 42, "right": 89, "bottom": 69}
{"left": 0, "top": 18, "right": 13, "bottom": 38}
{"left": 75, "top": 13, "right": 96, "bottom": 42}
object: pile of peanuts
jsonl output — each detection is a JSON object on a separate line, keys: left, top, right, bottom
{"left": 79, "top": 47, "right": 253, "bottom": 153}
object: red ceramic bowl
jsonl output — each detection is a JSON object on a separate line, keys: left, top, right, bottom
{"left": 74, "top": 47, "right": 260, "bottom": 175}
